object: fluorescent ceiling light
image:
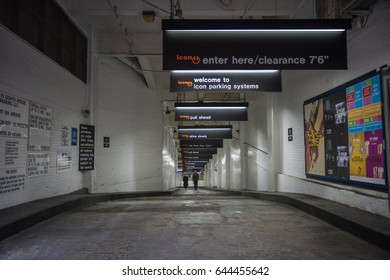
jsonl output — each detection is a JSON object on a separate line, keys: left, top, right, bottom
{"left": 176, "top": 107, "right": 247, "bottom": 109}
{"left": 167, "top": 29, "right": 345, "bottom": 32}
{"left": 172, "top": 70, "right": 278, "bottom": 73}
{"left": 179, "top": 128, "right": 231, "bottom": 131}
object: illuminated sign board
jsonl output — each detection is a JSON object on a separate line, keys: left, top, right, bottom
{"left": 178, "top": 125, "right": 232, "bottom": 140}
{"left": 170, "top": 70, "right": 281, "bottom": 92}
{"left": 182, "top": 155, "right": 214, "bottom": 160}
{"left": 180, "top": 139, "right": 223, "bottom": 149}
{"left": 183, "top": 161, "right": 209, "bottom": 166}
{"left": 163, "top": 19, "right": 351, "bottom": 70}
{"left": 183, "top": 166, "right": 203, "bottom": 172}
{"left": 181, "top": 148, "right": 218, "bottom": 155}
{"left": 304, "top": 70, "right": 387, "bottom": 190}
{"left": 175, "top": 103, "right": 248, "bottom": 121}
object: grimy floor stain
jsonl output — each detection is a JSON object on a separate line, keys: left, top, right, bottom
{"left": 0, "top": 189, "right": 389, "bottom": 259}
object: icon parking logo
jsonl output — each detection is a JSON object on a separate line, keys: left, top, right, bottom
{"left": 176, "top": 55, "right": 201, "bottom": 65}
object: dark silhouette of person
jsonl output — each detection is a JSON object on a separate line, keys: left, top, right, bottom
{"left": 182, "top": 173, "right": 189, "bottom": 189}
{"left": 192, "top": 171, "right": 199, "bottom": 191}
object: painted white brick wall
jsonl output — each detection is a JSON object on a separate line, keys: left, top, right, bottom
{"left": 277, "top": 1, "right": 390, "bottom": 216}
{"left": 243, "top": 93, "right": 270, "bottom": 191}
{"left": 229, "top": 138, "right": 241, "bottom": 189}
{"left": 91, "top": 57, "right": 163, "bottom": 193}
{"left": 244, "top": 94, "right": 269, "bottom": 152}
{"left": 0, "top": 27, "right": 86, "bottom": 209}
{"left": 202, "top": 1, "right": 390, "bottom": 216}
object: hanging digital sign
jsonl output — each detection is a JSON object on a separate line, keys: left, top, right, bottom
{"left": 170, "top": 70, "right": 281, "bottom": 92}
{"left": 163, "top": 19, "right": 351, "bottom": 70}
{"left": 180, "top": 139, "right": 223, "bottom": 149}
{"left": 183, "top": 160, "right": 209, "bottom": 165}
{"left": 178, "top": 125, "right": 232, "bottom": 140}
{"left": 304, "top": 70, "right": 387, "bottom": 190}
{"left": 182, "top": 155, "right": 214, "bottom": 160}
{"left": 181, "top": 148, "right": 218, "bottom": 155}
{"left": 183, "top": 166, "right": 203, "bottom": 172}
{"left": 175, "top": 103, "right": 248, "bottom": 122}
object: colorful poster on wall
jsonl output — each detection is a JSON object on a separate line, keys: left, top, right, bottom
{"left": 304, "top": 71, "right": 387, "bottom": 190}
{"left": 28, "top": 102, "right": 52, "bottom": 151}
{"left": 304, "top": 99, "right": 325, "bottom": 176}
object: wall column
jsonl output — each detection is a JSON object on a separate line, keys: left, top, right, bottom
{"left": 267, "top": 92, "right": 280, "bottom": 192}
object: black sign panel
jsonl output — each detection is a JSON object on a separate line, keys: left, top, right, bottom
{"left": 181, "top": 148, "right": 218, "bottom": 155}
{"left": 182, "top": 155, "right": 214, "bottom": 160}
{"left": 104, "top": 136, "right": 110, "bottom": 148}
{"left": 184, "top": 162, "right": 207, "bottom": 166}
{"left": 180, "top": 139, "right": 223, "bottom": 149}
{"left": 175, "top": 103, "right": 248, "bottom": 121}
{"left": 178, "top": 125, "right": 232, "bottom": 140}
{"left": 79, "top": 124, "right": 95, "bottom": 171}
{"left": 163, "top": 19, "right": 350, "bottom": 70}
{"left": 183, "top": 166, "right": 203, "bottom": 172}
{"left": 170, "top": 71, "right": 281, "bottom": 92}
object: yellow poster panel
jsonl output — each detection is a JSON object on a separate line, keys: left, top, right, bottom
{"left": 304, "top": 100, "right": 325, "bottom": 176}
{"left": 348, "top": 132, "right": 366, "bottom": 177}
{"left": 363, "top": 102, "right": 381, "bottom": 118}
{"left": 347, "top": 107, "right": 363, "bottom": 121}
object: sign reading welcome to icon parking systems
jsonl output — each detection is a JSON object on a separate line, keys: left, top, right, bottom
{"left": 170, "top": 70, "right": 281, "bottom": 92}
{"left": 163, "top": 19, "right": 351, "bottom": 70}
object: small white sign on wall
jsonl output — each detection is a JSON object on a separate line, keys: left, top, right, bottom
{"left": 57, "top": 151, "right": 72, "bottom": 173}
{"left": 1, "top": 138, "right": 28, "bottom": 168}
{"left": 28, "top": 102, "right": 52, "bottom": 151}
{"left": 27, "top": 152, "right": 50, "bottom": 177}
{"left": 0, "top": 167, "right": 26, "bottom": 195}
{"left": 0, "top": 92, "right": 29, "bottom": 139}
{"left": 61, "top": 125, "right": 70, "bottom": 146}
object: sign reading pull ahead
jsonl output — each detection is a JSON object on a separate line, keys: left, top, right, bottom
{"left": 163, "top": 19, "right": 351, "bottom": 70}
{"left": 175, "top": 103, "right": 248, "bottom": 122}
{"left": 181, "top": 148, "right": 218, "bottom": 155}
{"left": 170, "top": 71, "right": 281, "bottom": 92}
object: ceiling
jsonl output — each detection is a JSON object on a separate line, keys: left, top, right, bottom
{"left": 55, "top": 0, "right": 375, "bottom": 163}
{"left": 57, "top": 0, "right": 314, "bottom": 102}
{"left": 57, "top": 0, "right": 374, "bottom": 104}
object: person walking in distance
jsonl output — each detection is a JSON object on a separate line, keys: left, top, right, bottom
{"left": 182, "top": 173, "right": 189, "bottom": 189}
{"left": 192, "top": 171, "right": 199, "bottom": 191}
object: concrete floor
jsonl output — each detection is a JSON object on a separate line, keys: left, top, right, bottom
{"left": 0, "top": 189, "right": 389, "bottom": 260}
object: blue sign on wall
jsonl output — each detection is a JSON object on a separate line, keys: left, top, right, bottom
{"left": 71, "top": 127, "right": 78, "bottom": 146}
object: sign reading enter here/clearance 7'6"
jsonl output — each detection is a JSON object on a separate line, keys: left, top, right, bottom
{"left": 162, "top": 19, "right": 351, "bottom": 70}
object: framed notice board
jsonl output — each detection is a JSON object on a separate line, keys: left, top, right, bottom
{"left": 79, "top": 124, "right": 95, "bottom": 171}
{"left": 303, "top": 70, "right": 387, "bottom": 190}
